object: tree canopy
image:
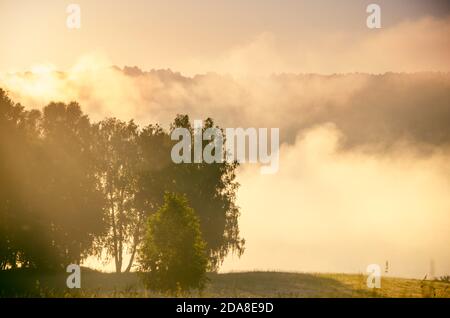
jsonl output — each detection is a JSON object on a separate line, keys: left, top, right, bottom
{"left": 0, "top": 88, "right": 244, "bottom": 272}
{"left": 138, "top": 192, "right": 208, "bottom": 293}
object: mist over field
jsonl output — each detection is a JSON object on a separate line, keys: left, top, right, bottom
{"left": 1, "top": 1, "right": 450, "bottom": 283}
{"left": 2, "top": 66, "right": 449, "bottom": 278}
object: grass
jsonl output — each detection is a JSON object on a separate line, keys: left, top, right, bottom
{"left": 1, "top": 269, "right": 449, "bottom": 298}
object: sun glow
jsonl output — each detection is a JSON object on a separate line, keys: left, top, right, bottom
{"left": 0, "top": 63, "right": 61, "bottom": 101}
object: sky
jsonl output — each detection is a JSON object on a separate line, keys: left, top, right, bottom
{"left": 1, "top": 0, "right": 450, "bottom": 74}
{"left": 1, "top": 0, "right": 450, "bottom": 278}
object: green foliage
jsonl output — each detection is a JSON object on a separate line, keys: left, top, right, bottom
{"left": 138, "top": 115, "right": 245, "bottom": 270}
{"left": 0, "top": 90, "right": 105, "bottom": 270}
{"left": 93, "top": 118, "right": 141, "bottom": 273}
{"left": 139, "top": 193, "right": 208, "bottom": 294}
{"left": 438, "top": 275, "right": 450, "bottom": 283}
{"left": 0, "top": 89, "right": 243, "bottom": 273}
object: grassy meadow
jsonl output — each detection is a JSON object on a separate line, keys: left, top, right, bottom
{"left": 1, "top": 269, "right": 449, "bottom": 298}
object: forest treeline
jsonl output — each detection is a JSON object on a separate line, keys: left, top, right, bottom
{"left": 0, "top": 88, "right": 244, "bottom": 273}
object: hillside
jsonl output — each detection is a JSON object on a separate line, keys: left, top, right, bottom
{"left": 1, "top": 269, "right": 449, "bottom": 298}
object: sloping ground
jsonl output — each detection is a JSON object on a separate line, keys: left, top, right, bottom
{"left": 206, "top": 272, "right": 450, "bottom": 298}
{"left": 0, "top": 269, "right": 449, "bottom": 298}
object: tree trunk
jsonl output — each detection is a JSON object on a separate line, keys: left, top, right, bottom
{"left": 110, "top": 194, "right": 120, "bottom": 273}
{"left": 125, "top": 241, "right": 137, "bottom": 273}
{"left": 125, "top": 214, "right": 143, "bottom": 273}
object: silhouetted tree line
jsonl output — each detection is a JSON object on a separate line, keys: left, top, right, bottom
{"left": 0, "top": 88, "right": 244, "bottom": 272}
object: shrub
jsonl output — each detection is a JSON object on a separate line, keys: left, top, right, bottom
{"left": 138, "top": 192, "right": 208, "bottom": 294}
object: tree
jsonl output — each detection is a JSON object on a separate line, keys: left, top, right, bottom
{"left": 0, "top": 88, "right": 30, "bottom": 269}
{"left": 94, "top": 118, "right": 141, "bottom": 273}
{"left": 138, "top": 192, "right": 208, "bottom": 294}
{"left": 138, "top": 115, "right": 245, "bottom": 270}
{"left": 0, "top": 88, "right": 244, "bottom": 273}
{"left": 37, "top": 102, "right": 106, "bottom": 267}
{"left": 0, "top": 90, "right": 105, "bottom": 270}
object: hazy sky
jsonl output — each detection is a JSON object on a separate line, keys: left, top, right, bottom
{"left": 1, "top": 0, "right": 450, "bottom": 74}
{"left": 1, "top": 1, "right": 450, "bottom": 278}
{"left": 4, "top": 68, "right": 449, "bottom": 278}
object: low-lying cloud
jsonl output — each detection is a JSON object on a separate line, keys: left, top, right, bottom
{"left": 2, "top": 62, "right": 450, "bottom": 153}
{"left": 1, "top": 15, "right": 449, "bottom": 277}
{"left": 222, "top": 125, "right": 450, "bottom": 278}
